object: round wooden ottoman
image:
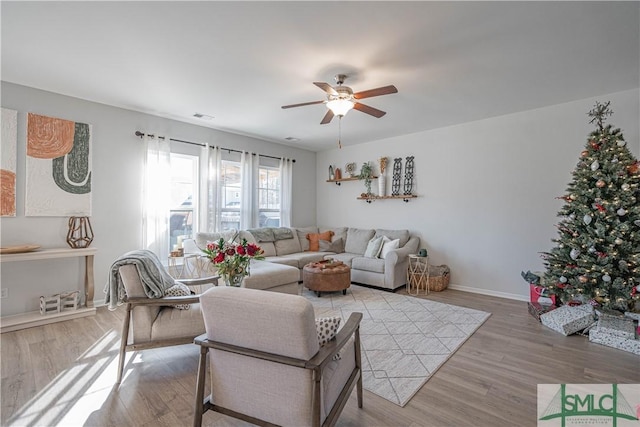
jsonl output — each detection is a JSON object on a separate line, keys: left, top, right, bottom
{"left": 303, "top": 260, "right": 351, "bottom": 297}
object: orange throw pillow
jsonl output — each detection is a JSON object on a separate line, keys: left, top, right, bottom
{"left": 307, "top": 231, "right": 334, "bottom": 252}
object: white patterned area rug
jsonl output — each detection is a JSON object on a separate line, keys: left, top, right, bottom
{"left": 302, "top": 285, "right": 491, "bottom": 407}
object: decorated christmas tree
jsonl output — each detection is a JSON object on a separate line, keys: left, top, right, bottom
{"left": 543, "top": 102, "right": 640, "bottom": 312}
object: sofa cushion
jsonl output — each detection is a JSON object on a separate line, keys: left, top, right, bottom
{"left": 273, "top": 227, "right": 294, "bottom": 240}
{"left": 380, "top": 237, "right": 400, "bottom": 259}
{"left": 307, "top": 230, "right": 334, "bottom": 252}
{"left": 274, "top": 231, "right": 302, "bottom": 255}
{"left": 264, "top": 256, "right": 299, "bottom": 268}
{"left": 352, "top": 256, "right": 385, "bottom": 274}
{"left": 374, "top": 229, "right": 410, "bottom": 247}
{"left": 364, "top": 236, "right": 384, "bottom": 258}
{"left": 243, "top": 260, "right": 300, "bottom": 291}
{"left": 345, "top": 228, "right": 375, "bottom": 255}
{"left": 259, "top": 242, "right": 277, "bottom": 257}
{"left": 286, "top": 252, "right": 333, "bottom": 269}
{"left": 319, "top": 238, "right": 344, "bottom": 254}
{"left": 296, "top": 226, "right": 318, "bottom": 251}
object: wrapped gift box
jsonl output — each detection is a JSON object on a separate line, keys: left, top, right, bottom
{"left": 540, "top": 304, "right": 595, "bottom": 336}
{"left": 589, "top": 327, "right": 640, "bottom": 355}
{"left": 528, "top": 302, "right": 557, "bottom": 322}
{"left": 596, "top": 316, "right": 636, "bottom": 340}
{"left": 529, "top": 284, "right": 556, "bottom": 306}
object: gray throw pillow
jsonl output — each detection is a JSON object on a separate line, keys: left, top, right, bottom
{"left": 319, "top": 237, "right": 344, "bottom": 253}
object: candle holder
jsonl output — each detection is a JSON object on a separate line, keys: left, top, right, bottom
{"left": 66, "top": 216, "right": 94, "bottom": 248}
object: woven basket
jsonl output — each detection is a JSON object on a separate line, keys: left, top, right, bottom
{"left": 428, "top": 265, "right": 450, "bottom": 292}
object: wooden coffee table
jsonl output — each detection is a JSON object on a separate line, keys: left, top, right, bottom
{"left": 303, "top": 260, "right": 351, "bottom": 297}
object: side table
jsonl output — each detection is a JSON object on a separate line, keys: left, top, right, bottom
{"left": 168, "top": 253, "right": 199, "bottom": 279}
{"left": 407, "top": 254, "right": 430, "bottom": 295}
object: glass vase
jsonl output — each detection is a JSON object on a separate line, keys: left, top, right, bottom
{"left": 225, "top": 273, "right": 245, "bottom": 287}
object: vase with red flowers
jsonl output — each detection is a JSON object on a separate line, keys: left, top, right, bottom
{"left": 203, "top": 238, "right": 265, "bottom": 287}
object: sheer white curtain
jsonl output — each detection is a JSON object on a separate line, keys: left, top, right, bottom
{"left": 143, "top": 134, "right": 171, "bottom": 259}
{"left": 199, "top": 145, "right": 222, "bottom": 232}
{"left": 240, "top": 151, "right": 259, "bottom": 229}
{"left": 279, "top": 158, "right": 293, "bottom": 227}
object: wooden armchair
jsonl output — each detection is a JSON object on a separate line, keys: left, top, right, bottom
{"left": 116, "top": 264, "right": 217, "bottom": 384}
{"left": 193, "top": 286, "right": 363, "bottom": 427}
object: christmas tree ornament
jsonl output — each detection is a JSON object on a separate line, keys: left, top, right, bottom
{"left": 602, "top": 274, "right": 612, "bottom": 282}
{"left": 560, "top": 276, "right": 567, "bottom": 283}
{"left": 596, "top": 180, "right": 606, "bottom": 188}
{"left": 570, "top": 194, "right": 577, "bottom": 200}
{"left": 591, "top": 160, "right": 600, "bottom": 171}
{"left": 628, "top": 162, "right": 639, "bottom": 174}
{"left": 570, "top": 248, "right": 580, "bottom": 260}
{"left": 619, "top": 260, "right": 628, "bottom": 270}
{"left": 579, "top": 276, "right": 588, "bottom": 283}
{"left": 569, "top": 213, "right": 576, "bottom": 220}
{"left": 615, "top": 238, "right": 623, "bottom": 245}
{"left": 634, "top": 220, "right": 640, "bottom": 227}
{"left": 581, "top": 150, "right": 589, "bottom": 157}
{"left": 612, "top": 157, "right": 619, "bottom": 164}
{"left": 617, "top": 208, "right": 627, "bottom": 216}
{"left": 583, "top": 215, "right": 592, "bottom": 225}
{"left": 622, "top": 183, "right": 630, "bottom": 191}
{"left": 617, "top": 139, "right": 626, "bottom": 147}
{"left": 588, "top": 246, "right": 596, "bottom": 253}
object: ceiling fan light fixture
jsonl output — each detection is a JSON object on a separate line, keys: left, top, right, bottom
{"left": 326, "top": 98, "right": 354, "bottom": 117}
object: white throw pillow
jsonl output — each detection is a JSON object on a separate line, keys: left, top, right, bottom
{"left": 379, "top": 238, "right": 400, "bottom": 259}
{"left": 364, "top": 236, "right": 384, "bottom": 258}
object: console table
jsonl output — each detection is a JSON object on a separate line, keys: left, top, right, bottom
{"left": 0, "top": 247, "right": 97, "bottom": 333}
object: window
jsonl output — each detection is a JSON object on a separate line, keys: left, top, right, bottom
{"left": 220, "top": 160, "right": 241, "bottom": 231}
{"left": 259, "top": 166, "right": 280, "bottom": 227}
{"left": 169, "top": 153, "right": 198, "bottom": 252}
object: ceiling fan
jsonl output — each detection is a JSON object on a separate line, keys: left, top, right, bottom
{"left": 281, "top": 74, "right": 398, "bottom": 125}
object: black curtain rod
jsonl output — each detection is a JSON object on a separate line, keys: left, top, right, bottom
{"left": 134, "top": 131, "right": 295, "bottom": 162}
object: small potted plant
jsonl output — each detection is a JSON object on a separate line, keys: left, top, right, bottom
{"left": 358, "top": 161, "right": 374, "bottom": 195}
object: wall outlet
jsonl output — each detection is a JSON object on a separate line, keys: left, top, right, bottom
{"left": 0, "top": 288, "right": 7, "bottom": 299}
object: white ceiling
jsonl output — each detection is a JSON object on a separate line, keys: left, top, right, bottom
{"left": 2, "top": 1, "right": 638, "bottom": 151}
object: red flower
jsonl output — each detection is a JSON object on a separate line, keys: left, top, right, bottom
{"left": 226, "top": 248, "right": 236, "bottom": 256}
{"left": 247, "top": 243, "right": 260, "bottom": 256}
{"left": 236, "top": 245, "right": 246, "bottom": 255}
{"left": 207, "top": 242, "right": 217, "bottom": 251}
{"left": 214, "top": 252, "right": 225, "bottom": 263}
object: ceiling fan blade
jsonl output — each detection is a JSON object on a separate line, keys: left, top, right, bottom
{"left": 281, "top": 100, "right": 325, "bottom": 109}
{"left": 320, "top": 109, "right": 334, "bottom": 124}
{"left": 313, "top": 82, "right": 338, "bottom": 96}
{"left": 353, "top": 85, "right": 398, "bottom": 100}
{"left": 353, "top": 102, "right": 386, "bottom": 118}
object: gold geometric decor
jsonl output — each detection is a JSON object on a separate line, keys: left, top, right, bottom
{"left": 66, "top": 216, "right": 94, "bottom": 248}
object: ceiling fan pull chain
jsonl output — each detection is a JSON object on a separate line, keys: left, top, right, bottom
{"left": 338, "top": 117, "right": 342, "bottom": 149}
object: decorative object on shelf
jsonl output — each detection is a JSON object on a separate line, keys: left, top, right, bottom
{"left": 404, "top": 156, "right": 414, "bottom": 195}
{"left": 358, "top": 161, "right": 374, "bottom": 195}
{"left": 329, "top": 165, "right": 335, "bottom": 180}
{"left": 345, "top": 162, "right": 357, "bottom": 177}
{"left": 203, "top": 238, "right": 264, "bottom": 287}
{"left": 39, "top": 290, "right": 80, "bottom": 315}
{"left": 391, "top": 158, "right": 402, "bottom": 196}
{"left": 0, "top": 244, "right": 41, "bottom": 254}
{"left": 418, "top": 248, "right": 428, "bottom": 257}
{"left": 358, "top": 194, "right": 418, "bottom": 203}
{"left": 334, "top": 167, "right": 342, "bottom": 180}
{"left": 378, "top": 156, "right": 388, "bottom": 197}
{"left": 66, "top": 216, "right": 94, "bottom": 248}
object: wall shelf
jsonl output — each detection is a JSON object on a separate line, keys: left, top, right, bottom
{"left": 357, "top": 195, "right": 418, "bottom": 203}
{"left": 326, "top": 176, "right": 377, "bottom": 186}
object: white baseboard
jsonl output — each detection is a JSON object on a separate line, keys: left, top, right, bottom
{"left": 447, "top": 284, "right": 529, "bottom": 302}
{"left": 92, "top": 298, "right": 107, "bottom": 308}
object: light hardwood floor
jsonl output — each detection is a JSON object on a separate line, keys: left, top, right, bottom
{"left": 2, "top": 289, "right": 639, "bottom": 427}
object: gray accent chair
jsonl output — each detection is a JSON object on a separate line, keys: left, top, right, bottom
{"left": 193, "top": 286, "right": 363, "bottom": 427}
{"left": 115, "top": 264, "right": 216, "bottom": 384}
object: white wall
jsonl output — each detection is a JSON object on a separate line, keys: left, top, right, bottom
{"left": 317, "top": 89, "right": 639, "bottom": 300}
{"left": 0, "top": 82, "right": 317, "bottom": 316}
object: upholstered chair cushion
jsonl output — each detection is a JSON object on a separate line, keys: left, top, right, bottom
{"left": 345, "top": 228, "right": 376, "bottom": 254}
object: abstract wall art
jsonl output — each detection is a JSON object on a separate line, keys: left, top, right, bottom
{"left": 1, "top": 108, "right": 18, "bottom": 217}
{"left": 25, "top": 113, "right": 92, "bottom": 216}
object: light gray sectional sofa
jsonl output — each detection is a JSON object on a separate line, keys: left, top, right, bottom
{"left": 189, "top": 226, "right": 419, "bottom": 292}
